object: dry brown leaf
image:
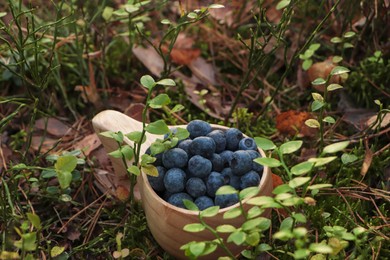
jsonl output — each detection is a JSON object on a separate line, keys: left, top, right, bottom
{"left": 361, "top": 147, "right": 373, "bottom": 176}
{"left": 35, "top": 117, "right": 71, "bottom": 137}
{"left": 31, "top": 136, "right": 59, "bottom": 153}
{"left": 116, "top": 185, "right": 130, "bottom": 202}
{"left": 276, "top": 110, "right": 317, "bottom": 138}
{"left": 124, "top": 103, "right": 146, "bottom": 123}
{"left": 73, "top": 133, "right": 101, "bottom": 156}
{"left": 272, "top": 173, "right": 283, "bottom": 188}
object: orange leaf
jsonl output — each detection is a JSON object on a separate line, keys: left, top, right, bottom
{"left": 276, "top": 110, "right": 317, "bottom": 138}
{"left": 272, "top": 173, "right": 284, "bottom": 188}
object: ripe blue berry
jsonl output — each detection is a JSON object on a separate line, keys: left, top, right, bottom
{"left": 238, "top": 137, "right": 258, "bottom": 151}
{"left": 188, "top": 155, "right": 212, "bottom": 178}
{"left": 240, "top": 170, "right": 261, "bottom": 189}
{"left": 186, "top": 177, "right": 207, "bottom": 198}
{"left": 219, "top": 150, "right": 234, "bottom": 167}
{"left": 189, "top": 136, "right": 216, "bottom": 159}
{"left": 162, "top": 148, "right": 188, "bottom": 169}
{"left": 207, "top": 130, "right": 226, "bottom": 153}
{"left": 225, "top": 128, "right": 243, "bottom": 151}
{"left": 221, "top": 168, "right": 241, "bottom": 189}
{"left": 230, "top": 150, "right": 252, "bottom": 176}
{"left": 206, "top": 171, "right": 225, "bottom": 197}
{"left": 178, "top": 139, "right": 192, "bottom": 155}
{"left": 210, "top": 153, "right": 224, "bottom": 172}
{"left": 167, "top": 192, "right": 193, "bottom": 209}
{"left": 215, "top": 193, "right": 239, "bottom": 208}
{"left": 147, "top": 166, "right": 166, "bottom": 192}
{"left": 187, "top": 120, "right": 212, "bottom": 139}
{"left": 194, "top": 196, "right": 215, "bottom": 210}
{"left": 164, "top": 168, "right": 186, "bottom": 193}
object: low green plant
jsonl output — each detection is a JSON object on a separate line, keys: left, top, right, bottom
{"left": 180, "top": 137, "right": 376, "bottom": 259}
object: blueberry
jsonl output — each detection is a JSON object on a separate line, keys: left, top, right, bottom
{"left": 163, "top": 168, "right": 186, "bottom": 193}
{"left": 221, "top": 168, "right": 241, "bottom": 189}
{"left": 219, "top": 150, "right": 234, "bottom": 167}
{"left": 206, "top": 171, "right": 225, "bottom": 197}
{"left": 240, "top": 170, "right": 261, "bottom": 189}
{"left": 147, "top": 166, "right": 166, "bottom": 192}
{"left": 189, "top": 136, "right": 216, "bottom": 159}
{"left": 238, "top": 137, "right": 258, "bottom": 151}
{"left": 207, "top": 130, "right": 226, "bottom": 153}
{"left": 194, "top": 196, "right": 215, "bottom": 210}
{"left": 210, "top": 153, "right": 224, "bottom": 172}
{"left": 187, "top": 120, "right": 212, "bottom": 139}
{"left": 225, "top": 128, "right": 243, "bottom": 151}
{"left": 178, "top": 139, "right": 192, "bottom": 155}
{"left": 187, "top": 155, "right": 212, "bottom": 178}
{"left": 215, "top": 193, "right": 239, "bottom": 208}
{"left": 230, "top": 150, "right": 253, "bottom": 176}
{"left": 167, "top": 192, "right": 193, "bottom": 209}
{"left": 146, "top": 148, "right": 163, "bottom": 166}
{"left": 186, "top": 177, "right": 207, "bottom": 198}
{"left": 246, "top": 150, "right": 264, "bottom": 173}
{"left": 162, "top": 148, "right": 188, "bottom": 169}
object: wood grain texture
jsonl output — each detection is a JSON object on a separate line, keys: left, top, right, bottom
{"left": 92, "top": 110, "right": 273, "bottom": 259}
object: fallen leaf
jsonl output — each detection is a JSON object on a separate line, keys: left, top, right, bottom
{"left": 360, "top": 147, "right": 373, "bottom": 176}
{"left": 35, "top": 117, "right": 71, "bottom": 137}
{"left": 124, "top": 103, "right": 146, "bottom": 123}
{"left": 31, "top": 136, "right": 59, "bottom": 153}
{"left": 276, "top": 110, "right": 317, "bottom": 138}
{"left": 116, "top": 185, "right": 130, "bottom": 201}
{"left": 73, "top": 133, "right": 101, "bottom": 156}
{"left": 272, "top": 173, "right": 283, "bottom": 188}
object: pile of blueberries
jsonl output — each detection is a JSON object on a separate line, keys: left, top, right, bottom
{"left": 146, "top": 120, "right": 264, "bottom": 210}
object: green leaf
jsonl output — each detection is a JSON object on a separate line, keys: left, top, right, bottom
{"left": 309, "top": 243, "right": 333, "bottom": 254}
{"left": 312, "top": 92, "right": 324, "bottom": 102}
{"left": 245, "top": 232, "right": 260, "bottom": 247}
{"left": 239, "top": 186, "right": 259, "bottom": 200}
{"left": 228, "top": 230, "right": 247, "bottom": 245}
{"left": 145, "top": 120, "right": 170, "bottom": 135}
{"left": 322, "top": 141, "right": 350, "bottom": 154}
{"left": 327, "top": 83, "right": 343, "bottom": 91}
{"left": 102, "top": 6, "right": 113, "bottom": 21}
{"left": 292, "top": 213, "right": 307, "bottom": 223}
{"left": 254, "top": 157, "right": 281, "bottom": 167}
{"left": 343, "top": 31, "right": 356, "bottom": 38}
{"left": 127, "top": 165, "right": 140, "bottom": 176}
{"left": 51, "top": 246, "right": 65, "bottom": 257}
{"left": 311, "top": 78, "right": 326, "bottom": 85}
{"left": 200, "top": 206, "right": 220, "bottom": 218}
{"left": 171, "top": 104, "right": 185, "bottom": 113}
{"left": 247, "top": 196, "right": 275, "bottom": 206}
{"left": 305, "top": 119, "right": 320, "bottom": 128}
{"left": 174, "top": 127, "right": 190, "bottom": 140}
{"left": 121, "top": 145, "right": 134, "bottom": 160}
{"left": 223, "top": 207, "right": 242, "bottom": 219}
{"left": 330, "top": 66, "right": 350, "bottom": 76}
{"left": 108, "top": 149, "right": 123, "bottom": 159}
{"left": 341, "top": 153, "right": 358, "bottom": 164}
{"left": 280, "top": 217, "right": 294, "bottom": 230}
{"left": 149, "top": 94, "right": 171, "bottom": 108}
{"left": 242, "top": 218, "right": 262, "bottom": 231}
{"left": 276, "top": 0, "right": 291, "bottom": 10}
{"left": 187, "top": 12, "right": 197, "bottom": 19}
{"left": 55, "top": 155, "right": 77, "bottom": 172}
{"left": 311, "top": 100, "right": 325, "bottom": 111}
{"left": 247, "top": 206, "right": 264, "bottom": 219}
{"left": 343, "top": 42, "right": 354, "bottom": 49}
{"left": 332, "top": 56, "right": 343, "bottom": 63}
{"left": 307, "top": 184, "right": 332, "bottom": 190}
{"left": 183, "top": 223, "right": 206, "bottom": 232}
{"left": 302, "top": 59, "right": 313, "bottom": 70}
{"left": 216, "top": 224, "right": 236, "bottom": 233}
{"left": 140, "top": 75, "right": 155, "bottom": 90}
{"left": 273, "top": 230, "right": 292, "bottom": 241}
{"left": 57, "top": 170, "right": 72, "bottom": 189}
{"left": 141, "top": 165, "right": 158, "bottom": 177}
{"left": 125, "top": 131, "right": 145, "bottom": 143}
{"left": 279, "top": 141, "right": 303, "bottom": 154}
{"left": 141, "top": 154, "right": 156, "bottom": 165}
{"left": 160, "top": 19, "right": 170, "bottom": 24}
{"left": 99, "top": 131, "right": 115, "bottom": 139}
{"left": 0, "top": 12, "right": 7, "bottom": 18}
{"left": 272, "top": 184, "right": 293, "bottom": 194}
{"left": 183, "top": 199, "right": 199, "bottom": 211}
{"left": 309, "top": 43, "right": 321, "bottom": 51}
{"left": 189, "top": 242, "right": 205, "bottom": 257}
{"left": 330, "top": 37, "right": 342, "bottom": 43}
{"left": 254, "top": 137, "right": 276, "bottom": 150}
{"left": 323, "top": 116, "right": 336, "bottom": 124}
{"left": 156, "top": 78, "right": 176, "bottom": 86}
{"left": 27, "top": 213, "right": 41, "bottom": 230}
{"left": 257, "top": 243, "right": 272, "bottom": 252}
{"left": 291, "top": 161, "right": 314, "bottom": 176}
{"left": 215, "top": 185, "right": 237, "bottom": 195}
{"left": 289, "top": 177, "right": 311, "bottom": 188}
{"left": 14, "top": 232, "right": 37, "bottom": 251}
{"left": 308, "top": 157, "right": 337, "bottom": 167}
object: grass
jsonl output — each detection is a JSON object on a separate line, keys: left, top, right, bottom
{"left": 1, "top": 0, "right": 389, "bottom": 259}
